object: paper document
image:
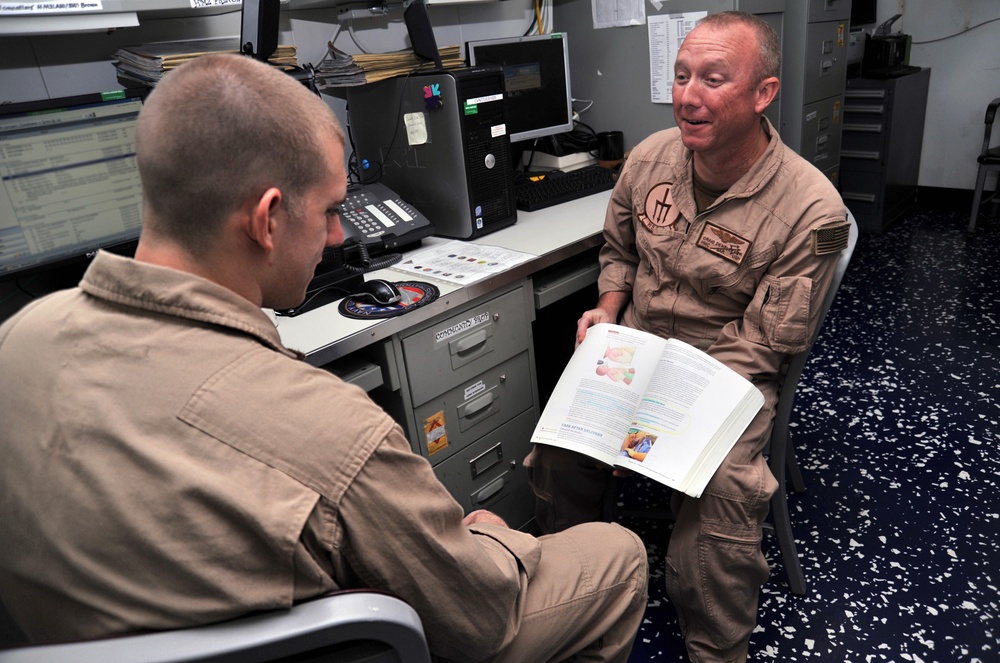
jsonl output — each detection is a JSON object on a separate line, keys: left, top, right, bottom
{"left": 648, "top": 12, "right": 705, "bottom": 104}
{"left": 390, "top": 240, "right": 535, "bottom": 286}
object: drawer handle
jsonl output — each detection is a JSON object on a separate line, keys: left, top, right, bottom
{"left": 452, "top": 329, "right": 490, "bottom": 356}
{"left": 842, "top": 149, "right": 880, "bottom": 160}
{"left": 473, "top": 475, "right": 506, "bottom": 504}
{"left": 841, "top": 192, "right": 877, "bottom": 203}
{"left": 843, "top": 122, "right": 883, "bottom": 133}
{"left": 459, "top": 391, "right": 496, "bottom": 419}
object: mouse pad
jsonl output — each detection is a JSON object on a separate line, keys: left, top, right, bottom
{"left": 338, "top": 281, "right": 440, "bottom": 319}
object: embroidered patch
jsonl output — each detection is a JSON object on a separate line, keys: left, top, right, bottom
{"left": 639, "top": 182, "right": 681, "bottom": 230}
{"left": 811, "top": 218, "right": 851, "bottom": 255}
{"left": 696, "top": 222, "right": 752, "bottom": 264}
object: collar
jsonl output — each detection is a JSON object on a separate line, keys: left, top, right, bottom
{"left": 80, "top": 251, "right": 296, "bottom": 359}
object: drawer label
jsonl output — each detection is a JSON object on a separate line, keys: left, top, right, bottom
{"left": 435, "top": 311, "right": 490, "bottom": 343}
{"left": 424, "top": 411, "right": 449, "bottom": 457}
{"left": 465, "top": 380, "right": 487, "bottom": 401}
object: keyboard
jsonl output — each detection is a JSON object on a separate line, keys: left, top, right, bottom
{"left": 514, "top": 164, "right": 618, "bottom": 212}
{"left": 864, "top": 64, "right": 922, "bottom": 79}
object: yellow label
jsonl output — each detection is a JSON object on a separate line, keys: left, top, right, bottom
{"left": 424, "top": 411, "right": 448, "bottom": 456}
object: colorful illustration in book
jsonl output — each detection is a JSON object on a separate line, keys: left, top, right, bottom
{"left": 620, "top": 429, "right": 657, "bottom": 462}
{"left": 595, "top": 360, "right": 636, "bottom": 385}
{"left": 603, "top": 342, "right": 637, "bottom": 365}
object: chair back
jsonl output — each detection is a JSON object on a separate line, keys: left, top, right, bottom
{"left": 0, "top": 591, "right": 430, "bottom": 663}
{"left": 979, "top": 97, "right": 1000, "bottom": 161}
{"left": 773, "top": 212, "right": 858, "bottom": 444}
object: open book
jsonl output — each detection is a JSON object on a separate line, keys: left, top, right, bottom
{"left": 530, "top": 323, "right": 764, "bottom": 498}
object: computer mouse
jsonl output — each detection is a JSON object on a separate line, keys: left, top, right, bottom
{"left": 353, "top": 279, "right": 402, "bottom": 306}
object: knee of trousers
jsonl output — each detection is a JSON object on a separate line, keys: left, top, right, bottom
{"left": 526, "top": 445, "right": 610, "bottom": 534}
{"left": 664, "top": 482, "right": 776, "bottom": 652}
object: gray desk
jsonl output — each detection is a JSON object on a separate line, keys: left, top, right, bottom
{"left": 274, "top": 191, "right": 612, "bottom": 528}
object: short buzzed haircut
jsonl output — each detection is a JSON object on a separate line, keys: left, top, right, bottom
{"left": 135, "top": 54, "right": 345, "bottom": 253}
{"left": 699, "top": 11, "right": 782, "bottom": 85}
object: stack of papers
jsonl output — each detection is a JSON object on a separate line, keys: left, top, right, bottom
{"left": 114, "top": 37, "right": 298, "bottom": 86}
{"left": 314, "top": 45, "right": 464, "bottom": 88}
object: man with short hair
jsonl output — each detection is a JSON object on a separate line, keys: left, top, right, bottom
{"left": 527, "top": 12, "right": 849, "bottom": 662}
{"left": 0, "top": 53, "right": 647, "bottom": 663}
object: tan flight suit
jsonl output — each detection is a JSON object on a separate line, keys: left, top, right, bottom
{"left": 0, "top": 252, "right": 647, "bottom": 663}
{"left": 529, "top": 118, "right": 848, "bottom": 662}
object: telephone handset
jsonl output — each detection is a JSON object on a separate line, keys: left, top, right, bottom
{"left": 339, "top": 181, "right": 435, "bottom": 266}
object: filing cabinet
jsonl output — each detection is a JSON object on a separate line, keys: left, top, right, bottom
{"left": 366, "top": 280, "right": 540, "bottom": 529}
{"left": 839, "top": 68, "right": 930, "bottom": 233}
{"left": 779, "top": 0, "right": 850, "bottom": 184}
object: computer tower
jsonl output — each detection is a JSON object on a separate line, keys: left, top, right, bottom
{"left": 347, "top": 67, "right": 517, "bottom": 239}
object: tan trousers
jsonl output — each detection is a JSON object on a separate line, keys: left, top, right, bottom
{"left": 485, "top": 521, "right": 649, "bottom": 663}
{"left": 527, "top": 389, "right": 778, "bottom": 663}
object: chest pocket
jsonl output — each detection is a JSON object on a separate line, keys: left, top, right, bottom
{"left": 699, "top": 244, "right": 776, "bottom": 302}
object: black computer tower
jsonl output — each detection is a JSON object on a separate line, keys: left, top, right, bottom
{"left": 347, "top": 67, "right": 517, "bottom": 239}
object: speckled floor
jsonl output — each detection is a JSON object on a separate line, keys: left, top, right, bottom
{"left": 619, "top": 204, "right": 1000, "bottom": 662}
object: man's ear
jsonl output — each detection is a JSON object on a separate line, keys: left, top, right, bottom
{"left": 246, "top": 187, "right": 283, "bottom": 253}
{"left": 755, "top": 76, "right": 780, "bottom": 114}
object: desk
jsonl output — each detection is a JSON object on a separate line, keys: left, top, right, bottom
{"left": 277, "top": 191, "right": 609, "bottom": 367}
{"left": 275, "top": 191, "right": 611, "bottom": 529}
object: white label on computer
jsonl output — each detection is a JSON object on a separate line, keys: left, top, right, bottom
{"left": 383, "top": 199, "right": 412, "bottom": 221}
{"left": 404, "top": 113, "right": 427, "bottom": 146}
{"left": 365, "top": 205, "right": 395, "bottom": 227}
{"left": 491, "top": 124, "right": 507, "bottom": 138}
{"left": 467, "top": 94, "right": 503, "bottom": 105}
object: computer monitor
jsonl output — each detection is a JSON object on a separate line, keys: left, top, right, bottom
{"left": 466, "top": 33, "right": 574, "bottom": 144}
{"left": 0, "top": 88, "right": 146, "bottom": 283}
{"left": 850, "top": 0, "right": 878, "bottom": 27}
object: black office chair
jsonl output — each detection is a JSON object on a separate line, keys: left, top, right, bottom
{"left": 610, "top": 213, "right": 858, "bottom": 596}
{"left": 968, "top": 97, "right": 1000, "bottom": 233}
{"left": 0, "top": 591, "right": 431, "bottom": 663}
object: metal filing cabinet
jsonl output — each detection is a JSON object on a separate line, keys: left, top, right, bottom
{"left": 366, "top": 281, "right": 539, "bottom": 530}
{"left": 839, "top": 68, "right": 930, "bottom": 233}
{"left": 779, "top": 0, "right": 850, "bottom": 183}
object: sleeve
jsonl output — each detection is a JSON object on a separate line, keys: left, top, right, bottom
{"left": 596, "top": 159, "right": 641, "bottom": 298}
{"left": 334, "top": 421, "right": 541, "bottom": 662}
{"left": 708, "top": 201, "right": 848, "bottom": 386}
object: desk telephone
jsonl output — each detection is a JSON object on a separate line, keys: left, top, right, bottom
{"left": 280, "top": 182, "right": 434, "bottom": 316}
{"left": 339, "top": 181, "right": 435, "bottom": 264}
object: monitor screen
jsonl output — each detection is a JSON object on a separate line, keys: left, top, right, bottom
{"left": 466, "top": 33, "right": 574, "bottom": 144}
{"left": 0, "top": 88, "right": 146, "bottom": 283}
{"left": 850, "top": 0, "right": 878, "bottom": 27}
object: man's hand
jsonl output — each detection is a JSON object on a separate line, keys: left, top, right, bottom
{"left": 463, "top": 510, "right": 509, "bottom": 528}
{"left": 575, "top": 291, "right": 631, "bottom": 347}
{"left": 575, "top": 308, "right": 616, "bottom": 347}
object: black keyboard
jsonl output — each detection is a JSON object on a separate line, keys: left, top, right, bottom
{"left": 514, "top": 164, "right": 618, "bottom": 212}
{"left": 864, "top": 64, "right": 922, "bottom": 79}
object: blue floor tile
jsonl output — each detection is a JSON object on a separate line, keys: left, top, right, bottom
{"left": 622, "top": 207, "right": 1000, "bottom": 662}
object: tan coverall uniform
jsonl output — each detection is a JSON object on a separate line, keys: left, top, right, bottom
{"left": 529, "top": 118, "right": 848, "bottom": 662}
{"left": 0, "top": 252, "right": 648, "bottom": 663}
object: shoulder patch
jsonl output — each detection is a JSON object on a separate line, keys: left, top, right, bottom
{"left": 811, "top": 219, "right": 850, "bottom": 256}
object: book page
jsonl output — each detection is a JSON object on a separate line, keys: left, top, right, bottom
{"left": 530, "top": 323, "right": 665, "bottom": 465}
{"left": 617, "top": 339, "right": 762, "bottom": 493}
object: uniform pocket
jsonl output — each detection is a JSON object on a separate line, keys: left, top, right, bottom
{"left": 745, "top": 274, "right": 813, "bottom": 354}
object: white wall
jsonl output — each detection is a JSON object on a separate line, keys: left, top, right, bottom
{"left": 875, "top": 0, "right": 1000, "bottom": 190}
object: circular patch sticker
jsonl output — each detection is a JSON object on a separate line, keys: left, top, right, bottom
{"left": 338, "top": 281, "right": 440, "bottom": 319}
{"left": 639, "top": 182, "right": 680, "bottom": 230}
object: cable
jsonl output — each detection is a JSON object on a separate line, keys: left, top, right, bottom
{"left": 911, "top": 16, "right": 1000, "bottom": 44}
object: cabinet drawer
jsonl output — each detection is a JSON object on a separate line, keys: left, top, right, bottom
{"left": 402, "top": 286, "right": 529, "bottom": 406}
{"left": 433, "top": 408, "right": 536, "bottom": 530}
{"left": 414, "top": 352, "right": 534, "bottom": 465}
{"left": 840, "top": 127, "right": 885, "bottom": 163}
{"left": 839, "top": 169, "right": 883, "bottom": 215}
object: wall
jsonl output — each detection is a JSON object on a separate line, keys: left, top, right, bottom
{"left": 885, "top": 0, "right": 1000, "bottom": 190}
{"left": 0, "top": 0, "right": 996, "bottom": 189}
